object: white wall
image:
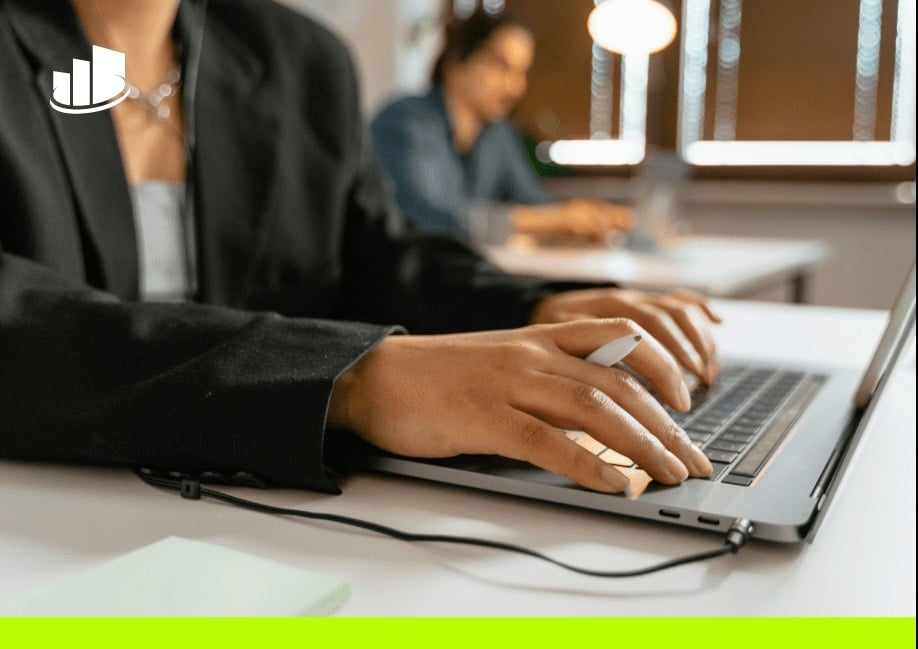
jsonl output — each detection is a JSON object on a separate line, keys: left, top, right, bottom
{"left": 277, "top": 0, "right": 442, "bottom": 115}
{"left": 680, "top": 195, "right": 915, "bottom": 310}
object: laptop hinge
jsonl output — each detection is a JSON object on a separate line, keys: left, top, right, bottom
{"left": 810, "top": 407, "right": 864, "bottom": 502}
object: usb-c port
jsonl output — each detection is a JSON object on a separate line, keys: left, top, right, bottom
{"left": 659, "top": 509, "right": 681, "bottom": 519}
{"left": 698, "top": 516, "right": 721, "bottom": 526}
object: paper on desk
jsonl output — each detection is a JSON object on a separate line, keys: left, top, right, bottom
{"left": 0, "top": 536, "right": 350, "bottom": 617}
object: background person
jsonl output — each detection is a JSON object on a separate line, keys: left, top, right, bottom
{"left": 371, "top": 9, "right": 634, "bottom": 246}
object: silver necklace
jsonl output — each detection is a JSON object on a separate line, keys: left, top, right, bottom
{"left": 125, "top": 66, "right": 182, "bottom": 122}
{"left": 86, "top": 0, "right": 183, "bottom": 124}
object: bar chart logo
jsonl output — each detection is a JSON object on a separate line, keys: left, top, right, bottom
{"left": 50, "top": 45, "right": 129, "bottom": 114}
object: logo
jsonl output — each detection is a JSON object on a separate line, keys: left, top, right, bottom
{"left": 50, "top": 45, "right": 129, "bottom": 114}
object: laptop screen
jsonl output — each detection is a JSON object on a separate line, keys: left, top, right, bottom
{"left": 853, "top": 261, "right": 916, "bottom": 408}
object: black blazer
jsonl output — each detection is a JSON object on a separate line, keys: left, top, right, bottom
{"left": 0, "top": 0, "right": 550, "bottom": 491}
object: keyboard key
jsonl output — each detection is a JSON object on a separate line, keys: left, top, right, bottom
{"left": 722, "top": 474, "right": 754, "bottom": 486}
{"left": 707, "top": 461, "right": 731, "bottom": 481}
{"left": 688, "top": 421, "right": 722, "bottom": 434}
{"left": 727, "top": 423, "right": 760, "bottom": 435}
{"left": 719, "top": 431, "right": 755, "bottom": 443}
{"left": 704, "top": 449, "right": 739, "bottom": 464}
{"left": 706, "top": 440, "right": 746, "bottom": 453}
{"left": 731, "top": 421, "right": 792, "bottom": 478}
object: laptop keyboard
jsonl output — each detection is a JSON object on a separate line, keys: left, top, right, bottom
{"left": 567, "top": 364, "right": 825, "bottom": 487}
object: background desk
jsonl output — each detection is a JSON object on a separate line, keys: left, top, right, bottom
{"left": 485, "top": 235, "right": 829, "bottom": 303}
{"left": 0, "top": 301, "right": 914, "bottom": 616}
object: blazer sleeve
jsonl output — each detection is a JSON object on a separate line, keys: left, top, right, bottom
{"left": 0, "top": 245, "right": 397, "bottom": 492}
{"left": 338, "top": 126, "right": 558, "bottom": 334}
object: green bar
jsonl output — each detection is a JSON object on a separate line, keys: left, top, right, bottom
{"left": 0, "top": 618, "right": 915, "bottom": 648}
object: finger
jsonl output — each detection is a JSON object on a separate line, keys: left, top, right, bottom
{"left": 543, "top": 319, "right": 691, "bottom": 410}
{"left": 497, "top": 410, "right": 631, "bottom": 493}
{"left": 709, "top": 350, "right": 722, "bottom": 384}
{"left": 551, "top": 296, "right": 708, "bottom": 382}
{"left": 667, "top": 289, "right": 724, "bottom": 323}
{"left": 533, "top": 309, "right": 596, "bottom": 324}
{"left": 654, "top": 297, "right": 718, "bottom": 384}
{"left": 508, "top": 373, "right": 690, "bottom": 484}
{"left": 629, "top": 303, "right": 707, "bottom": 383}
{"left": 534, "top": 361, "right": 713, "bottom": 477}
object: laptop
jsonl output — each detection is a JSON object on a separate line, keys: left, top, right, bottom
{"left": 363, "top": 263, "right": 916, "bottom": 543}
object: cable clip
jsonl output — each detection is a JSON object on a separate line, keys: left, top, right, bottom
{"left": 180, "top": 478, "right": 202, "bottom": 500}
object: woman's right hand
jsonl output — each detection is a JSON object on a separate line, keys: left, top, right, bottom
{"left": 512, "top": 200, "right": 634, "bottom": 242}
{"left": 328, "top": 319, "right": 712, "bottom": 493}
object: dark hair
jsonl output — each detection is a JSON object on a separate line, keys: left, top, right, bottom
{"left": 430, "top": 9, "right": 532, "bottom": 84}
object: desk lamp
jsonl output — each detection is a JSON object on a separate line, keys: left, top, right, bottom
{"left": 588, "top": 0, "right": 681, "bottom": 250}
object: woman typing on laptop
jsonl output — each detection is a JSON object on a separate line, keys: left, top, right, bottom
{"left": 0, "top": 0, "right": 716, "bottom": 497}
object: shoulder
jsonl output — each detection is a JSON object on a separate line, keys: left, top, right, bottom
{"left": 208, "top": 1, "right": 353, "bottom": 78}
{"left": 372, "top": 92, "right": 443, "bottom": 132}
{"left": 489, "top": 119, "right": 525, "bottom": 142}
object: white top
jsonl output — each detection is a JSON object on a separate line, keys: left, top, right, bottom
{"left": 129, "top": 182, "right": 192, "bottom": 302}
{"left": 0, "top": 301, "right": 913, "bottom": 615}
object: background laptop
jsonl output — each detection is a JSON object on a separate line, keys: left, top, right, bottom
{"left": 363, "top": 263, "right": 916, "bottom": 543}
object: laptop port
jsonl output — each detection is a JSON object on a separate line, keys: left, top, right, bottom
{"left": 698, "top": 516, "right": 721, "bottom": 526}
{"left": 658, "top": 509, "right": 681, "bottom": 519}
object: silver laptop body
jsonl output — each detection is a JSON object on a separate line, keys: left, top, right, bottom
{"left": 364, "top": 263, "right": 916, "bottom": 543}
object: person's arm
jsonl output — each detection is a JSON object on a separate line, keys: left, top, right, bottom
{"left": 0, "top": 247, "right": 396, "bottom": 492}
{"left": 498, "top": 122, "right": 551, "bottom": 207}
{"left": 326, "top": 52, "right": 718, "bottom": 491}
{"left": 369, "top": 107, "right": 520, "bottom": 245}
{"left": 344, "top": 79, "right": 562, "bottom": 332}
{"left": 370, "top": 110, "right": 473, "bottom": 241}
{"left": 494, "top": 124, "right": 634, "bottom": 241}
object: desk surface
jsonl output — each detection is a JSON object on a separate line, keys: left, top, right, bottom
{"left": 484, "top": 235, "right": 829, "bottom": 298}
{"left": 0, "top": 301, "right": 914, "bottom": 616}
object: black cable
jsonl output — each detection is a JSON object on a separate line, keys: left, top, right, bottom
{"left": 134, "top": 469, "right": 754, "bottom": 578}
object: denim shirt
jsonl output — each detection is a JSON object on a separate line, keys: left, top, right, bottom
{"left": 370, "top": 86, "right": 550, "bottom": 244}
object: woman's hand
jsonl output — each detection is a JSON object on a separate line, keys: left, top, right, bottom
{"left": 328, "top": 319, "right": 713, "bottom": 493}
{"left": 512, "top": 200, "right": 634, "bottom": 242}
{"left": 530, "top": 288, "right": 723, "bottom": 385}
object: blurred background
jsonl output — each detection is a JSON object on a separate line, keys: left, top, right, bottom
{"left": 280, "top": 0, "right": 915, "bottom": 310}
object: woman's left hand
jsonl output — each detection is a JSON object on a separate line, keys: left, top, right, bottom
{"left": 531, "top": 288, "right": 723, "bottom": 385}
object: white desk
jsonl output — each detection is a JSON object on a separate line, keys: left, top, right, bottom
{"left": 0, "top": 301, "right": 914, "bottom": 616}
{"left": 484, "top": 235, "right": 829, "bottom": 303}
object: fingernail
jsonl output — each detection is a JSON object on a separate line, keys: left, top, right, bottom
{"left": 710, "top": 357, "right": 721, "bottom": 383}
{"left": 663, "top": 451, "right": 690, "bottom": 483}
{"left": 693, "top": 356, "right": 707, "bottom": 381}
{"left": 601, "top": 465, "right": 630, "bottom": 492}
{"left": 678, "top": 379, "right": 692, "bottom": 411}
{"left": 704, "top": 366, "right": 715, "bottom": 386}
{"left": 688, "top": 445, "right": 713, "bottom": 477}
